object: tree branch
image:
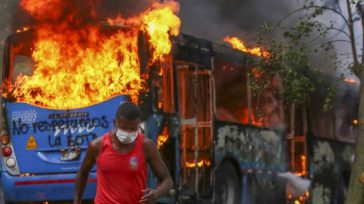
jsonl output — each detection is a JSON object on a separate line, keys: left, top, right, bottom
{"left": 307, "top": 21, "right": 351, "bottom": 39}
{"left": 306, "top": 26, "right": 350, "bottom": 45}
{"left": 323, "top": 26, "right": 351, "bottom": 39}
{"left": 345, "top": 0, "right": 359, "bottom": 70}
{"left": 270, "top": 5, "right": 350, "bottom": 32}
{"left": 314, "top": 39, "right": 352, "bottom": 48}
{"left": 328, "top": 27, "right": 351, "bottom": 38}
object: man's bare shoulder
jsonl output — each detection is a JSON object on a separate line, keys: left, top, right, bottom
{"left": 143, "top": 136, "right": 155, "bottom": 147}
{"left": 142, "top": 136, "right": 158, "bottom": 159}
{"left": 88, "top": 136, "right": 103, "bottom": 153}
{"left": 143, "top": 135, "right": 159, "bottom": 150}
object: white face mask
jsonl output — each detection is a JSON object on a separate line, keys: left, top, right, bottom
{"left": 115, "top": 129, "right": 138, "bottom": 144}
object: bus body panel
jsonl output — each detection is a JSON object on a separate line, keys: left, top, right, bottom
{"left": 214, "top": 120, "right": 287, "bottom": 203}
{"left": 309, "top": 138, "right": 354, "bottom": 204}
{"left": 4, "top": 95, "right": 129, "bottom": 174}
{"left": 1, "top": 95, "right": 129, "bottom": 202}
{"left": 214, "top": 120, "right": 286, "bottom": 173}
{"left": 1, "top": 171, "right": 97, "bottom": 201}
{"left": 307, "top": 78, "right": 358, "bottom": 203}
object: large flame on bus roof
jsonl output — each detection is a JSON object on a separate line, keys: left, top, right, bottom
{"left": 224, "top": 36, "right": 270, "bottom": 58}
{"left": 2, "top": 1, "right": 180, "bottom": 109}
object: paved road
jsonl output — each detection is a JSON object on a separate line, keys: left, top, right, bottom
{"left": 0, "top": 183, "right": 95, "bottom": 204}
{"left": 0, "top": 182, "right": 4, "bottom": 204}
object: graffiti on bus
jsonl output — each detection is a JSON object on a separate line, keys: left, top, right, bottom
{"left": 310, "top": 140, "right": 355, "bottom": 204}
{"left": 215, "top": 121, "right": 284, "bottom": 166}
{"left": 12, "top": 115, "right": 109, "bottom": 136}
{"left": 9, "top": 109, "right": 111, "bottom": 147}
{"left": 48, "top": 133, "right": 97, "bottom": 147}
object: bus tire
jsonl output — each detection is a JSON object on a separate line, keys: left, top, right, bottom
{"left": 215, "top": 162, "right": 241, "bottom": 204}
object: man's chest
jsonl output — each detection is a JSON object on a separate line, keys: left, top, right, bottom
{"left": 97, "top": 152, "right": 145, "bottom": 174}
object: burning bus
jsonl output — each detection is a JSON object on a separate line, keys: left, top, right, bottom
{"left": 0, "top": 1, "right": 359, "bottom": 204}
{"left": 0, "top": 24, "right": 291, "bottom": 203}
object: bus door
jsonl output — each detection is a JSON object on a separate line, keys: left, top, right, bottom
{"left": 286, "top": 104, "right": 308, "bottom": 177}
{"left": 175, "top": 62, "right": 213, "bottom": 200}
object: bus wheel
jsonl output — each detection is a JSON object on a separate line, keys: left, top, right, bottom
{"left": 215, "top": 162, "right": 241, "bottom": 204}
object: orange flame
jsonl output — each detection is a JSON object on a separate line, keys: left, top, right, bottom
{"left": 141, "top": 2, "right": 180, "bottom": 63}
{"left": 185, "top": 160, "right": 211, "bottom": 168}
{"left": 343, "top": 78, "right": 357, "bottom": 84}
{"left": 240, "top": 108, "right": 265, "bottom": 127}
{"left": 353, "top": 119, "right": 359, "bottom": 125}
{"left": 157, "top": 128, "right": 169, "bottom": 149}
{"left": 295, "top": 155, "right": 307, "bottom": 176}
{"left": 16, "top": 26, "right": 30, "bottom": 33}
{"left": 3, "top": 1, "right": 180, "bottom": 109}
{"left": 157, "top": 133, "right": 169, "bottom": 149}
{"left": 224, "top": 36, "right": 270, "bottom": 58}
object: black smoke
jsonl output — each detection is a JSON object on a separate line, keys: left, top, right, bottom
{"left": 178, "top": 0, "right": 300, "bottom": 42}
{"left": 11, "top": 0, "right": 157, "bottom": 30}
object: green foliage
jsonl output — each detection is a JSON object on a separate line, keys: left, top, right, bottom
{"left": 323, "top": 83, "right": 338, "bottom": 111}
{"left": 249, "top": 0, "right": 354, "bottom": 108}
{"left": 251, "top": 21, "right": 318, "bottom": 105}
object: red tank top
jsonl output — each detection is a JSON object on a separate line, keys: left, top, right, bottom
{"left": 94, "top": 131, "right": 147, "bottom": 204}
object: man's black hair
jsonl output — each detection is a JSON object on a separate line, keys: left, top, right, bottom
{"left": 116, "top": 102, "right": 140, "bottom": 120}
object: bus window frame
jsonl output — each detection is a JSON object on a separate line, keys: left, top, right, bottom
{"left": 212, "top": 58, "right": 250, "bottom": 124}
{"left": 247, "top": 73, "right": 285, "bottom": 128}
{"left": 174, "top": 60, "right": 214, "bottom": 196}
{"left": 3, "top": 32, "right": 33, "bottom": 81}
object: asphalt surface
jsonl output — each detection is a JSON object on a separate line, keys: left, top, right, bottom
{"left": 0, "top": 182, "right": 4, "bottom": 204}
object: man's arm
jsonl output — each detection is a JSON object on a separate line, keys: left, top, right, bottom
{"left": 140, "top": 138, "right": 173, "bottom": 203}
{"left": 73, "top": 138, "right": 101, "bottom": 204}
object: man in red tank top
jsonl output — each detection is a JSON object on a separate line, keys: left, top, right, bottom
{"left": 73, "top": 102, "right": 173, "bottom": 204}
